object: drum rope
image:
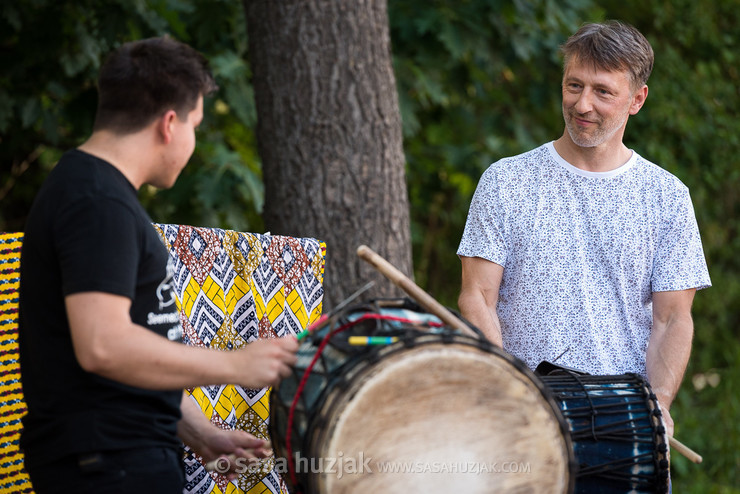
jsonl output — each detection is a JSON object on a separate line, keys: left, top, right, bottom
{"left": 565, "top": 371, "right": 600, "bottom": 442}
{"left": 543, "top": 372, "right": 669, "bottom": 490}
{"left": 578, "top": 451, "right": 655, "bottom": 475}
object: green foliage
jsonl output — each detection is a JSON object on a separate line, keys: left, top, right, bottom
{"left": 392, "top": 1, "right": 740, "bottom": 491}
{"left": 591, "top": 2, "right": 740, "bottom": 490}
{"left": 389, "top": 0, "right": 602, "bottom": 302}
{"left": 670, "top": 364, "right": 740, "bottom": 493}
{"left": 0, "top": 0, "right": 263, "bottom": 232}
{"left": 136, "top": 0, "right": 265, "bottom": 232}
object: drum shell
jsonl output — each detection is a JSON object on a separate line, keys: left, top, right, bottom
{"left": 540, "top": 372, "right": 670, "bottom": 494}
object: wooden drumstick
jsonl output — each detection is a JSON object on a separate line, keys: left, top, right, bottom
{"left": 357, "top": 245, "right": 478, "bottom": 338}
{"left": 669, "top": 436, "right": 703, "bottom": 464}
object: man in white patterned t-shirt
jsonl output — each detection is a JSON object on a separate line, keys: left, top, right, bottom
{"left": 457, "top": 21, "right": 711, "bottom": 437}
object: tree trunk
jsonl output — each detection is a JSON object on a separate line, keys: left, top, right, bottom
{"left": 243, "top": 0, "right": 412, "bottom": 309}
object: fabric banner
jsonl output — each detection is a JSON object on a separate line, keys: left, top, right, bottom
{"left": 0, "top": 232, "right": 32, "bottom": 493}
{"left": 154, "top": 224, "right": 325, "bottom": 494}
{"left": 0, "top": 225, "right": 324, "bottom": 494}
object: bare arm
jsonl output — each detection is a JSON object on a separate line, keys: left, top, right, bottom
{"left": 458, "top": 256, "right": 504, "bottom": 347}
{"left": 646, "top": 289, "right": 696, "bottom": 437}
{"left": 65, "top": 291, "right": 298, "bottom": 391}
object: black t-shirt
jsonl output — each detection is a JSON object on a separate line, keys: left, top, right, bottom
{"left": 18, "top": 149, "right": 183, "bottom": 468}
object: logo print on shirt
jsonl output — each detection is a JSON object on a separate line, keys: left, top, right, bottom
{"left": 156, "top": 258, "right": 176, "bottom": 310}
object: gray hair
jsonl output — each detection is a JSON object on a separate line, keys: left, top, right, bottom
{"left": 561, "top": 21, "right": 654, "bottom": 91}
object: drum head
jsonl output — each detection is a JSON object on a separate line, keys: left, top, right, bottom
{"left": 309, "top": 338, "right": 574, "bottom": 493}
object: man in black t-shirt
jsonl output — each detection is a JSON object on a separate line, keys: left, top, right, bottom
{"left": 18, "top": 37, "right": 299, "bottom": 493}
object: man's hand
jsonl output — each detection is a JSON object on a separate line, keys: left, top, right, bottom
{"left": 179, "top": 394, "right": 274, "bottom": 481}
{"left": 660, "top": 403, "right": 675, "bottom": 438}
{"left": 196, "top": 428, "right": 272, "bottom": 481}
{"left": 235, "top": 337, "right": 299, "bottom": 389}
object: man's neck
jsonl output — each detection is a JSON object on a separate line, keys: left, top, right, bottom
{"left": 77, "top": 130, "right": 153, "bottom": 190}
{"left": 553, "top": 134, "right": 632, "bottom": 173}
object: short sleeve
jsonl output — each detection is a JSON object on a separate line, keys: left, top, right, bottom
{"left": 54, "top": 196, "right": 140, "bottom": 298}
{"left": 651, "top": 186, "right": 711, "bottom": 292}
{"left": 457, "top": 166, "right": 508, "bottom": 266}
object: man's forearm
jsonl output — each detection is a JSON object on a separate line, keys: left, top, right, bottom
{"left": 75, "top": 318, "right": 247, "bottom": 390}
{"left": 458, "top": 257, "right": 505, "bottom": 346}
{"left": 177, "top": 392, "right": 212, "bottom": 452}
{"left": 177, "top": 392, "right": 269, "bottom": 471}
{"left": 67, "top": 290, "right": 298, "bottom": 391}
{"left": 458, "top": 291, "right": 503, "bottom": 346}
{"left": 646, "top": 311, "right": 694, "bottom": 409}
{"left": 76, "top": 323, "right": 297, "bottom": 391}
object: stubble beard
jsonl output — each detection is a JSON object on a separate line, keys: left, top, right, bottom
{"left": 563, "top": 107, "right": 629, "bottom": 148}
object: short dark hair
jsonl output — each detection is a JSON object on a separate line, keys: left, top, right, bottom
{"left": 561, "top": 21, "right": 654, "bottom": 91}
{"left": 93, "top": 36, "right": 217, "bottom": 133}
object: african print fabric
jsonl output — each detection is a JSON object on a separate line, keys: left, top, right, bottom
{"left": 154, "top": 224, "right": 325, "bottom": 494}
{"left": 0, "top": 232, "right": 33, "bottom": 493}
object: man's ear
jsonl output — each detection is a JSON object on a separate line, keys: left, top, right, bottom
{"left": 629, "top": 85, "right": 648, "bottom": 115}
{"left": 158, "top": 110, "right": 178, "bottom": 145}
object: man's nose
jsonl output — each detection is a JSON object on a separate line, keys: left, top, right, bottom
{"left": 574, "top": 89, "right": 594, "bottom": 114}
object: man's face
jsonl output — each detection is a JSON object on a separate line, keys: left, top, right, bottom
{"left": 156, "top": 95, "right": 204, "bottom": 189}
{"left": 561, "top": 58, "right": 642, "bottom": 149}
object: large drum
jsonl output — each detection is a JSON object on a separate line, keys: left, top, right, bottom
{"left": 538, "top": 368, "right": 670, "bottom": 494}
{"left": 270, "top": 299, "right": 575, "bottom": 493}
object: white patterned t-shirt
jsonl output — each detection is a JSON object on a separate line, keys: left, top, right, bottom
{"left": 458, "top": 142, "right": 711, "bottom": 376}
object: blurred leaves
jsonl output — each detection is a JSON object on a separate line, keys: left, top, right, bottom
{"left": 393, "top": 2, "right": 739, "bottom": 490}
{"left": 0, "top": 0, "right": 262, "bottom": 232}
{"left": 389, "top": 0, "right": 602, "bottom": 300}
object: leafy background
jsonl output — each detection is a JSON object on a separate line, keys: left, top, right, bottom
{"left": 1, "top": 0, "right": 737, "bottom": 491}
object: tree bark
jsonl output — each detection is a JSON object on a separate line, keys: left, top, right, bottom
{"left": 243, "top": 0, "right": 412, "bottom": 308}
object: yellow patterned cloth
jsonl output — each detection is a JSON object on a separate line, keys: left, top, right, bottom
{"left": 154, "top": 224, "right": 325, "bottom": 494}
{"left": 0, "top": 232, "right": 32, "bottom": 493}
{"left": 0, "top": 226, "right": 324, "bottom": 494}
